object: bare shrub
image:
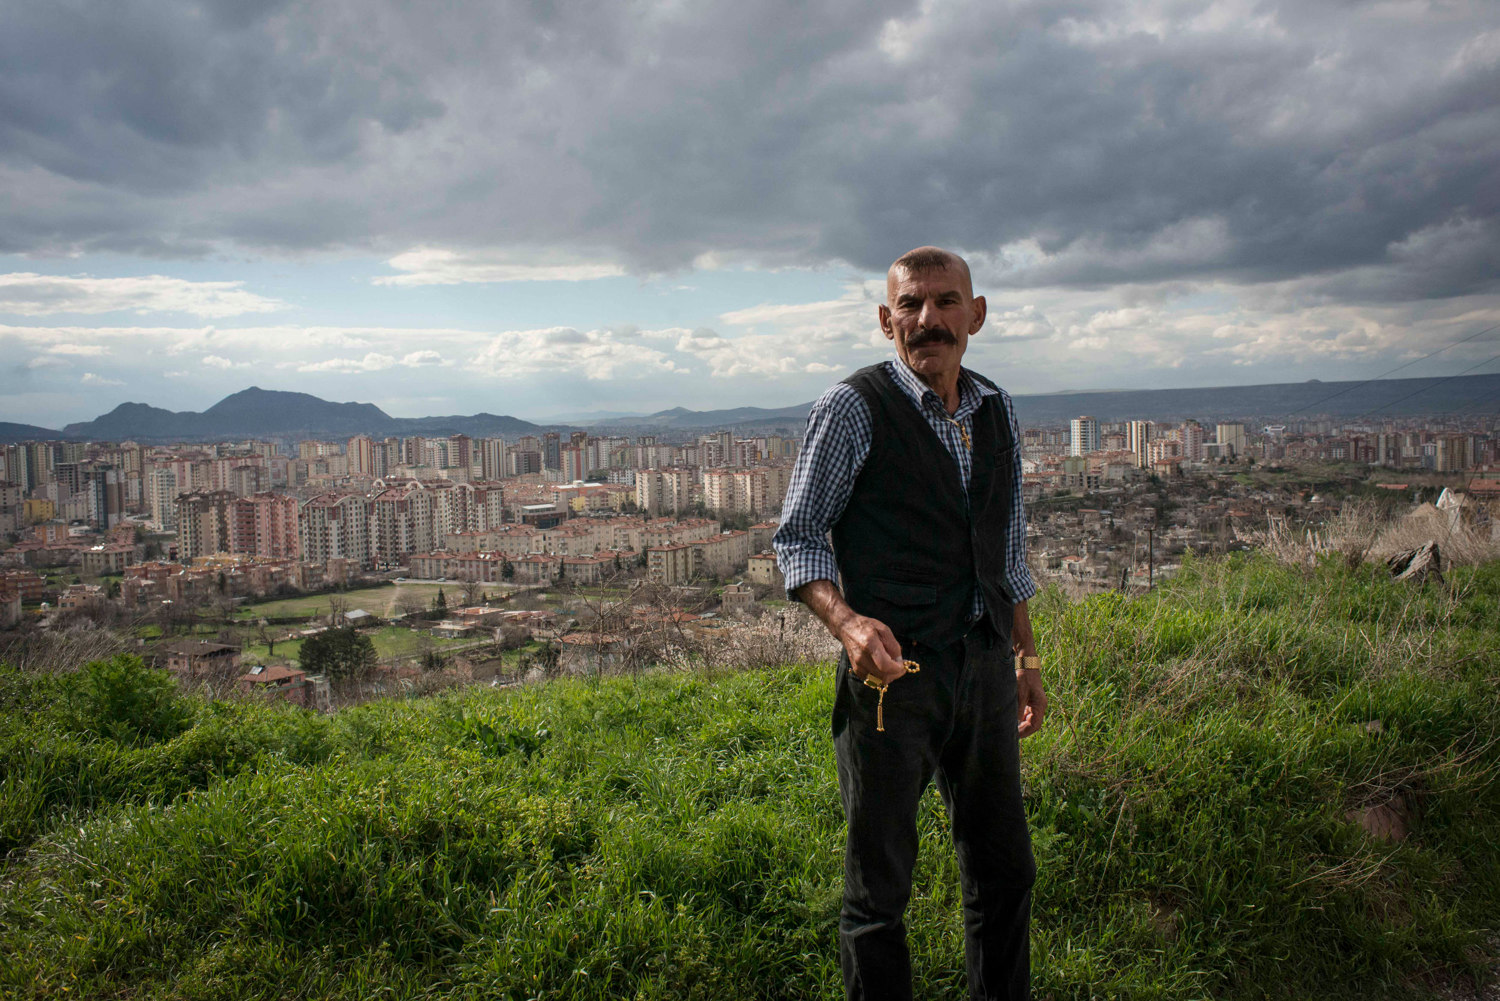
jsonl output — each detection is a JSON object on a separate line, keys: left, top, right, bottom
{"left": 1252, "top": 497, "right": 1500, "bottom": 570}
{"left": 0, "top": 621, "right": 133, "bottom": 674}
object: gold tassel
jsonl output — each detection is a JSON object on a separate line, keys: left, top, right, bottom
{"left": 859, "top": 660, "right": 921, "bottom": 732}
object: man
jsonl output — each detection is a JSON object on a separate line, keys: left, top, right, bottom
{"left": 773, "top": 247, "right": 1047, "bottom": 1001}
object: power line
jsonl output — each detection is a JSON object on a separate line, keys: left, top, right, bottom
{"left": 1346, "top": 351, "right": 1500, "bottom": 425}
{"left": 1284, "top": 322, "right": 1500, "bottom": 419}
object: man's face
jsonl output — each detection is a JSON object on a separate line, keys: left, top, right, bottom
{"left": 878, "top": 264, "right": 986, "bottom": 385}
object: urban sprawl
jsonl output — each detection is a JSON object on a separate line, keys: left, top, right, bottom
{"left": 2, "top": 415, "right": 1497, "bottom": 697}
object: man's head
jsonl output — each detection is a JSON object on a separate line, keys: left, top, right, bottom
{"left": 878, "top": 246, "right": 986, "bottom": 390}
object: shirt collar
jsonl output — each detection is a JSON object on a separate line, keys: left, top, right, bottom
{"left": 886, "top": 358, "right": 996, "bottom": 419}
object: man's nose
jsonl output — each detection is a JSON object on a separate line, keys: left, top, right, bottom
{"left": 916, "top": 299, "right": 943, "bottom": 329}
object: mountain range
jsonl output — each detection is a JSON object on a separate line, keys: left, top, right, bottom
{"left": 2, "top": 373, "right": 1496, "bottom": 444}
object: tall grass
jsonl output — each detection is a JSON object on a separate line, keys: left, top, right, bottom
{"left": 1, "top": 553, "right": 1496, "bottom": 1000}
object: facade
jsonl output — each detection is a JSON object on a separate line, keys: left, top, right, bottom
{"left": 1070, "top": 416, "right": 1101, "bottom": 457}
{"left": 80, "top": 543, "right": 136, "bottom": 577}
{"left": 237, "top": 664, "right": 314, "bottom": 706}
{"left": 0, "top": 481, "right": 21, "bottom": 532}
{"left": 647, "top": 544, "right": 696, "bottom": 585}
{"left": 231, "top": 492, "right": 301, "bottom": 559}
{"left": 746, "top": 551, "right": 784, "bottom": 589}
{"left": 1128, "top": 420, "right": 1152, "bottom": 469}
{"left": 1177, "top": 421, "right": 1206, "bottom": 462}
{"left": 176, "top": 490, "right": 235, "bottom": 560}
{"left": 300, "top": 493, "right": 372, "bottom": 567}
{"left": 162, "top": 640, "right": 241, "bottom": 680}
{"left": 1215, "top": 423, "right": 1247, "bottom": 457}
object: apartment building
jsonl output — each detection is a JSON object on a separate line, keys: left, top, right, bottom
{"left": 368, "top": 481, "right": 435, "bottom": 565}
{"left": 300, "top": 493, "right": 371, "bottom": 567}
{"left": 177, "top": 490, "right": 236, "bottom": 560}
{"left": 231, "top": 492, "right": 301, "bottom": 560}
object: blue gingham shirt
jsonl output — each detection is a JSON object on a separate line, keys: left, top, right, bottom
{"left": 773, "top": 359, "right": 1037, "bottom": 614}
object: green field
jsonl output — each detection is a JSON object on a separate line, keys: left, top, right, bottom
{"left": 233, "top": 583, "right": 517, "bottom": 622}
{"left": 238, "top": 625, "right": 483, "bottom": 665}
{"left": 2, "top": 553, "right": 1496, "bottom": 999}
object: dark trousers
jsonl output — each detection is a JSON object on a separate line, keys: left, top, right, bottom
{"left": 832, "top": 621, "right": 1035, "bottom": 1001}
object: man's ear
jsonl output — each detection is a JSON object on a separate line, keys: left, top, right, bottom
{"left": 970, "top": 295, "right": 987, "bottom": 336}
{"left": 878, "top": 304, "right": 895, "bottom": 341}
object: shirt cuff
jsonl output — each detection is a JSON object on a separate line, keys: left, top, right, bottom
{"left": 782, "top": 550, "right": 841, "bottom": 601}
{"left": 1005, "top": 566, "right": 1039, "bottom": 603}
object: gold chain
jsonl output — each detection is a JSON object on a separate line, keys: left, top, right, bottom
{"left": 859, "top": 660, "right": 921, "bottom": 731}
{"left": 941, "top": 417, "right": 972, "bottom": 452}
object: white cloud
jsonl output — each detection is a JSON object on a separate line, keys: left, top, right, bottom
{"left": 470, "top": 326, "right": 684, "bottom": 380}
{"left": 698, "top": 282, "right": 886, "bottom": 378}
{"left": 374, "top": 248, "right": 627, "bottom": 286}
{"left": 0, "top": 273, "right": 284, "bottom": 318}
{"left": 400, "top": 349, "right": 448, "bottom": 367}
{"left": 81, "top": 372, "right": 123, "bottom": 386}
{"left": 202, "top": 354, "right": 249, "bottom": 369}
{"left": 298, "top": 353, "right": 399, "bottom": 373}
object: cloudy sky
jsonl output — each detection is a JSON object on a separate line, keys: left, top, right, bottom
{"left": 3, "top": 0, "right": 1498, "bottom": 427}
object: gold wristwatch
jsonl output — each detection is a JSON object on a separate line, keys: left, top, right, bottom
{"left": 1015, "top": 654, "right": 1040, "bottom": 672}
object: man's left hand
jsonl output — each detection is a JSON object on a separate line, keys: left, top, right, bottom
{"left": 1016, "top": 667, "right": 1047, "bottom": 738}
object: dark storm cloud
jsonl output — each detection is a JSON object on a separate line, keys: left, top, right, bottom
{"left": 1, "top": 0, "right": 1497, "bottom": 298}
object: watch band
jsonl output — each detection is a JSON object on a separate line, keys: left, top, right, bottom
{"left": 1015, "top": 654, "right": 1040, "bottom": 672}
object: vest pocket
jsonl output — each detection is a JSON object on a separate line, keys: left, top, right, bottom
{"left": 866, "top": 577, "right": 938, "bottom": 606}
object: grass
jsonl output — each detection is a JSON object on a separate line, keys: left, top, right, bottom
{"left": 1, "top": 552, "right": 1496, "bottom": 1000}
{"left": 232, "top": 583, "right": 509, "bottom": 622}
{"left": 237, "top": 626, "right": 482, "bottom": 666}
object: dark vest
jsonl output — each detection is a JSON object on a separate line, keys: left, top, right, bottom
{"left": 831, "top": 363, "right": 1017, "bottom": 651}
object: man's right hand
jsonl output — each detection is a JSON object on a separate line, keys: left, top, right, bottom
{"left": 794, "top": 579, "right": 907, "bottom": 686}
{"left": 837, "top": 612, "right": 908, "bottom": 687}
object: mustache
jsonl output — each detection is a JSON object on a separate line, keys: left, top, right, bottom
{"left": 906, "top": 327, "right": 957, "bottom": 348}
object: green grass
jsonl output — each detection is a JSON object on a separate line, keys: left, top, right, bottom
{"left": 233, "top": 583, "right": 496, "bottom": 622}
{"left": 238, "top": 626, "right": 481, "bottom": 666}
{"left": 1, "top": 553, "right": 1496, "bottom": 1000}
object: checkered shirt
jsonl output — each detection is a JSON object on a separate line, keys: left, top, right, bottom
{"left": 773, "top": 359, "right": 1037, "bottom": 616}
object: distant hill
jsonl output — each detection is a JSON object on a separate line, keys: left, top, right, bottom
{"left": 589, "top": 403, "right": 814, "bottom": 431}
{"left": 625, "top": 372, "right": 1500, "bottom": 431}
{"left": 1004, "top": 372, "right": 1500, "bottom": 425}
{"left": 22, "top": 372, "right": 1500, "bottom": 443}
{"left": 58, "top": 387, "right": 543, "bottom": 442}
{"left": 0, "top": 421, "right": 61, "bottom": 444}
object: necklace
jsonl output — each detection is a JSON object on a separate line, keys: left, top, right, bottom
{"left": 941, "top": 416, "right": 972, "bottom": 452}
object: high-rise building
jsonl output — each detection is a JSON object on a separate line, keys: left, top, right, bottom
{"left": 507, "top": 449, "right": 542, "bottom": 476}
{"left": 230, "top": 493, "right": 301, "bottom": 559}
{"left": 1069, "top": 416, "right": 1100, "bottom": 457}
{"left": 347, "top": 436, "right": 377, "bottom": 476}
{"left": 300, "top": 493, "right": 371, "bottom": 567}
{"left": 148, "top": 468, "right": 178, "bottom": 531}
{"left": 177, "top": 490, "right": 236, "bottom": 560}
{"left": 450, "top": 435, "right": 473, "bottom": 471}
{"left": 1215, "top": 423, "right": 1247, "bottom": 458}
{"left": 479, "top": 437, "right": 508, "bottom": 480}
{"left": 560, "top": 446, "right": 586, "bottom": 482}
{"left": 1178, "top": 420, "right": 1205, "bottom": 462}
{"left": 1128, "top": 420, "right": 1152, "bottom": 469}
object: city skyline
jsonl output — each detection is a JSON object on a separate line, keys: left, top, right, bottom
{"left": 4, "top": 1, "right": 1500, "bottom": 427}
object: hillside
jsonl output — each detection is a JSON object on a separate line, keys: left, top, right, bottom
{"left": 1, "top": 554, "right": 1497, "bottom": 999}
{"left": 0, "top": 421, "right": 61, "bottom": 444}
{"left": 56, "top": 388, "right": 544, "bottom": 442}
{"left": 30, "top": 370, "right": 1500, "bottom": 442}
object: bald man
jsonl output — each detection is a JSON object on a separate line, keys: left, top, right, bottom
{"left": 774, "top": 247, "right": 1046, "bottom": 1000}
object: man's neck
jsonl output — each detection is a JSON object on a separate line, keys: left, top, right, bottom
{"left": 901, "top": 359, "right": 962, "bottom": 414}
